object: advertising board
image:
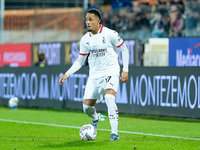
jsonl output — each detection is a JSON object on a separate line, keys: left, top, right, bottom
{"left": 169, "top": 38, "right": 200, "bottom": 66}
{"left": 0, "top": 44, "right": 31, "bottom": 67}
{"left": 1, "top": 66, "right": 200, "bottom": 118}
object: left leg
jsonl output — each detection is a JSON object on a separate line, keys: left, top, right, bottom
{"left": 104, "top": 89, "right": 119, "bottom": 140}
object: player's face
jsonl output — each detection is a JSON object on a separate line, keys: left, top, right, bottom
{"left": 85, "top": 13, "right": 100, "bottom": 34}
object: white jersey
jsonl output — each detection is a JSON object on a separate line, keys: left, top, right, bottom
{"left": 80, "top": 25, "right": 124, "bottom": 78}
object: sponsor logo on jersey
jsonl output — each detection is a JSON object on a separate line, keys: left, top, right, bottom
{"left": 89, "top": 49, "right": 107, "bottom": 57}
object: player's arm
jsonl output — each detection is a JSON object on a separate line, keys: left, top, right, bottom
{"left": 119, "top": 43, "right": 129, "bottom": 83}
{"left": 59, "top": 54, "right": 87, "bottom": 85}
{"left": 110, "top": 30, "right": 129, "bottom": 83}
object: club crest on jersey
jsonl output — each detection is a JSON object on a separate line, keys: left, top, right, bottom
{"left": 102, "top": 37, "right": 106, "bottom": 44}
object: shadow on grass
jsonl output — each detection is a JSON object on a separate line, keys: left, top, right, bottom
{"left": 39, "top": 139, "right": 108, "bottom": 149}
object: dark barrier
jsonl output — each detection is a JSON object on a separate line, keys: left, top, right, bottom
{"left": 1, "top": 66, "right": 200, "bottom": 118}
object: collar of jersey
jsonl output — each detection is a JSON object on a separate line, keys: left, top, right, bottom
{"left": 89, "top": 25, "right": 103, "bottom": 37}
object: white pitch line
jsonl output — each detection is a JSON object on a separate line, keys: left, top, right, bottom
{"left": 0, "top": 118, "right": 200, "bottom": 141}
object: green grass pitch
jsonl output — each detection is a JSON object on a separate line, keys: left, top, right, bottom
{"left": 0, "top": 107, "right": 200, "bottom": 150}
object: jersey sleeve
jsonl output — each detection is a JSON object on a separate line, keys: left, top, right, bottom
{"left": 79, "top": 37, "right": 89, "bottom": 55}
{"left": 110, "top": 30, "right": 124, "bottom": 48}
{"left": 65, "top": 54, "right": 87, "bottom": 77}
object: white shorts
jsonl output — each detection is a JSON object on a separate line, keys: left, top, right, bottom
{"left": 83, "top": 75, "right": 119, "bottom": 103}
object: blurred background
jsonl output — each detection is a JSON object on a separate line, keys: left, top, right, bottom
{"left": 1, "top": 0, "right": 200, "bottom": 118}
{"left": 1, "top": 0, "right": 200, "bottom": 66}
{"left": 2, "top": 0, "right": 200, "bottom": 43}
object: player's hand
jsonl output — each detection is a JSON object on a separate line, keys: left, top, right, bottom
{"left": 59, "top": 74, "right": 68, "bottom": 85}
{"left": 121, "top": 72, "right": 128, "bottom": 83}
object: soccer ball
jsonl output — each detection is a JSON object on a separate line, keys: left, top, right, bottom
{"left": 8, "top": 97, "right": 19, "bottom": 109}
{"left": 79, "top": 124, "right": 97, "bottom": 140}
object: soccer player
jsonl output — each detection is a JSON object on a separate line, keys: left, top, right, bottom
{"left": 59, "top": 9, "right": 129, "bottom": 141}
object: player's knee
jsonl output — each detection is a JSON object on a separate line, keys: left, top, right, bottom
{"left": 83, "top": 99, "right": 97, "bottom": 106}
{"left": 104, "top": 89, "right": 116, "bottom": 96}
{"left": 83, "top": 103, "right": 94, "bottom": 114}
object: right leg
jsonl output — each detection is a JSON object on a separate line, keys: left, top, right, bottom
{"left": 83, "top": 99, "right": 99, "bottom": 128}
{"left": 82, "top": 77, "right": 104, "bottom": 128}
{"left": 83, "top": 99, "right": 99, "bottom": 120}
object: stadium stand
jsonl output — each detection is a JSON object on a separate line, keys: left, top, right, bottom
{"left": 2, "top": 0, "right": 200, "bottom": 44}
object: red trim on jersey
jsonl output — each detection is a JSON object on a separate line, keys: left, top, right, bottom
{"left": 89, "top": 25, "right": 103, "bottom": 37}
{"left": 116, "top": 110, "right": 119, "bottom": 115}
{"left": 116, "top": 41, "right": 124, "bottom": 48}
{"left": 99, "top": 25, "right": 103, "bottom": 33}
{"left": 79, "top": 53, "right": 89, "bottom": 55}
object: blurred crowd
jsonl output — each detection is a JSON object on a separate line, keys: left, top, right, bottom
{"left": 86, "top": 0, "right": 200, "bottom": 43}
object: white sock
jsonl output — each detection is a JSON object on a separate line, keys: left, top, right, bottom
{"left": 105, "top": 94, "right": 118, "bottom": 135}
{"left": 83, "top": 104, "right": 99, "bottom": 120}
